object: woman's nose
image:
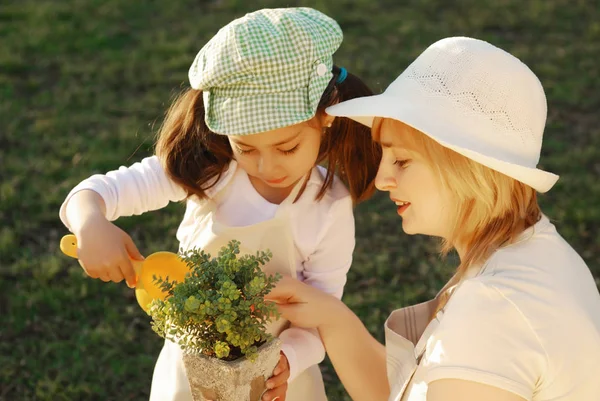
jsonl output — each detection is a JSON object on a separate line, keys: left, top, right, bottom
{"left": 375, "top": 164, "right": 396, "bottom": 192}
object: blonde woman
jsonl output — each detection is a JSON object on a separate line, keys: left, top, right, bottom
{"left": 266, "top": 37, "right": 600, "bottom": 400}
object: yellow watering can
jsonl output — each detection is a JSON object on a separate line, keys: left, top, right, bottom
{"left": 59, "top": 234, "right": 189, "bottom": 312}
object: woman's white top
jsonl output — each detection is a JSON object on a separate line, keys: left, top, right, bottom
{"left": 386, "top": 215, "right": 600, "bottom": 400}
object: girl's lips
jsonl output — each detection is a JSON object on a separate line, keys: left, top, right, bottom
{"left": 266, "top": 176, "right": 287, "bottom": 184}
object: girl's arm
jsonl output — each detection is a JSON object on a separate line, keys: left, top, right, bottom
{"left": 278, "top": 195, "right": 355, "bottom": 382}
{"left": 60, "top": 155, "right": 187, "bottom": 230}
{"left": 59, "top": 156, "right": 188, "bottom": 285}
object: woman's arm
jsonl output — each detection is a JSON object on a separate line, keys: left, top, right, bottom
{"left": 267, "top": 278, "right": 389, "bottom": 401}
{"left": 319, "top": 300, "right": 390, "bottom": 401}
{"left": 428, "top": 379, "right": 526, "bottom": 401}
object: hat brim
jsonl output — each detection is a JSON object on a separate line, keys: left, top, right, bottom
{"left": 326, "top": 94, "right": 559, "bottom": 193}
{"left": 205, "top": 87, "right": 318, "bottom": 136}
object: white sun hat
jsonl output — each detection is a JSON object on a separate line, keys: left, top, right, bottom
{"left": 326, "top": 36, "right": 559, "bottom": 193}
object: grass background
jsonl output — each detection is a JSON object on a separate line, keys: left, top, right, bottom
{"left": 1, "top": 0, "right": 599, "bottom": 400}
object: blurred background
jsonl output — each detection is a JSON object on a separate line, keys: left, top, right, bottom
{"left": 1, "top": 0, "right": 599, "bottom": 400}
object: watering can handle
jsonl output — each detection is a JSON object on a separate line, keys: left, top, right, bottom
{"left": 59, "top": 234, "right": 141, "bottom": 284}
{"left": 59, "top": 234, "right": 156, "bottom": 311}
{"left": 60, "top": 234, "right": 79, "bottom": 259}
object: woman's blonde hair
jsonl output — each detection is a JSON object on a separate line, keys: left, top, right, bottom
{"left": 372, "top": 119, "right": 542, "bottom": 314}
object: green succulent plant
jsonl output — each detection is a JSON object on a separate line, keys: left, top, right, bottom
{"left": 147, "top": 240, "right": 281, "bottom": 361}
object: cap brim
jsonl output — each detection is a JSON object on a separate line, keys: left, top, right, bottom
{"left": 326, "top": 94, "right": 559, "bottom": 193}
{"left": 326, "top": 93, "right": 391, "bottom": 128}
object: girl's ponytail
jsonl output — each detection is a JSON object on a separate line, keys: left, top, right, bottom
{"left": 316, "top": 66, "right": 382, "bottom": 204}
{"left": 155, "top": 89, "right": 233, "bottom": 199}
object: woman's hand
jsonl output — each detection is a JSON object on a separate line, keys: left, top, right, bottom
{"left": 265, "top": 277, "right": 346, "bottom": 330}
{"left": 262, "top": 352, "right": 290, "bottom": 401}
{"left": 267, "top": 278, "right": 390, "bottom": 401}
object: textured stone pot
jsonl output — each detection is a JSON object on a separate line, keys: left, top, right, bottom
{"left": 182, "top": 338, "right": 282, "bottom": 401}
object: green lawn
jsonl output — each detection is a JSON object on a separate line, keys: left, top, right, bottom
{"left": 2, "top": 0, "right": 599, "bottom": 400}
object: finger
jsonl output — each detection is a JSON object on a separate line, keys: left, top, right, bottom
{"left": 124, "top": 235, "right": 145, "bottom": 261}
{"left": 77, "top": 260, "right": 97, "bottom": 278}
{"left": 264, "top": 277, "right": 304, "bottom": 302}
{"left": 105, "top": 264, "right": 124, "bottom": 283}
{"left": 99, "top": 271, "right": 112, "bottom": 282}
{"left": 272, "top": 303, "right": 303, "bottom": 321}
{"left": 272, "top": 353, "right": 289, "bottom": 377}
{"left": 267, "top": 367, "right": 290, "bottom": 390}
{"left": 262, "top": 383, "right": 287, "bottom": 401}
{"left": 119, "top": 254, "right": 137, "bottom": 288}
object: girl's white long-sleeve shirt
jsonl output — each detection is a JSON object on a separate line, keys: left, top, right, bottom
{"left": 59, "top": 156, "right": 355, "bottom": 382}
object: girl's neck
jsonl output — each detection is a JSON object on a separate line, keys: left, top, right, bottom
{"left": 248, "top": 175, "right": 297, "bottom": 205}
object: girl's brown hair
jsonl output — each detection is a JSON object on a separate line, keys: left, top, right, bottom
{"left": 155, "top": 66, "right": 381, "bottom": 205}
{"left": 372, "top": 119, "right": 541, "bottom": 315}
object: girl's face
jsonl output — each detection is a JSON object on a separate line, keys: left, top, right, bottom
{"left": 374, "top": 119, "right": 454, "bottom": 239}
{"left": 228, "top": 117, "right": 329, "bottom": 200}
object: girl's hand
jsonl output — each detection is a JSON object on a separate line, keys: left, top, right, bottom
{"left": 265, "top": 277, "right": 345, "bottom": 330}
{"left": 66, "top": 190, "right": 144, "bottom": 287}
{"left": 262, "top": 352, "right": 290, "bottom": 401}
{"left": 75, "top": 215, "right": 144, "bottom": 287}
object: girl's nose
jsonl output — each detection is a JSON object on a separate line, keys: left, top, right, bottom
{"left": 257, "top": 153, "right": 275, "bottom": 175}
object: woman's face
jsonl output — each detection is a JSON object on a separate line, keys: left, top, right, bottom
{"left": 374, "top": 119, "right": 454, "bottom": 239}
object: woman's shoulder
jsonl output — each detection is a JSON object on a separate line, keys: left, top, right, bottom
{"left": 465, "top": 222, "right": 600, "bottom": 350}
{"left": 478, "top": 215, "right": 590, "bottom": 287}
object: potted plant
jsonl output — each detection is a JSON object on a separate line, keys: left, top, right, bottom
{"left": 147, "top": 240, "right": 282, "bottom": 401}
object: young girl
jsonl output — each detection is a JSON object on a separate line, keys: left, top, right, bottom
{"left": 266, "top": 37, "right": 600, "bottom": 400}
{"left": 59, "top": 8, "right": 381, "bottom": 401}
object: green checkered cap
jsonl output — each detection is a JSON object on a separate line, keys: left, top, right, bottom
{"left": 188, "top": 8, "right": 343, "bottom": 136}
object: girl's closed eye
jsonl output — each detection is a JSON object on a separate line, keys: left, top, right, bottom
{"left": 394, "top": 159, "right": 410, "bottom": 168}
{"left": 280, "top": 144, "right": 299, "bottom": 155}
{"left": 236, "top": 146, "right": 254, "bottom": 155}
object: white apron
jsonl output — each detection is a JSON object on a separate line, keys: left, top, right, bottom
{"left": 385, "top": 270, "right": 484, "bottom": 400}
{"left": 149, "top": 175, "right": 327, "bottom": 401}
{"left": 385, "top": 307, "right": 442, "bottom": 401}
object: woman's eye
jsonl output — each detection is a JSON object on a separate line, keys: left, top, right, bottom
{"left": 393, "top": 159, "right": 410, "bottom": 168}
{"left": 280, "top": 144, "right": 299, "bottom": 155}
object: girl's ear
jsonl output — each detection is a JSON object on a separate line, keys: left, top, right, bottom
{"left": 318, "top": 112, "right": 336, "bottom": 128}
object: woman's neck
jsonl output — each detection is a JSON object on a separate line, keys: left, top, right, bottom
{"left": 453, "top": 217, "right": 532, "bottom": 264}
